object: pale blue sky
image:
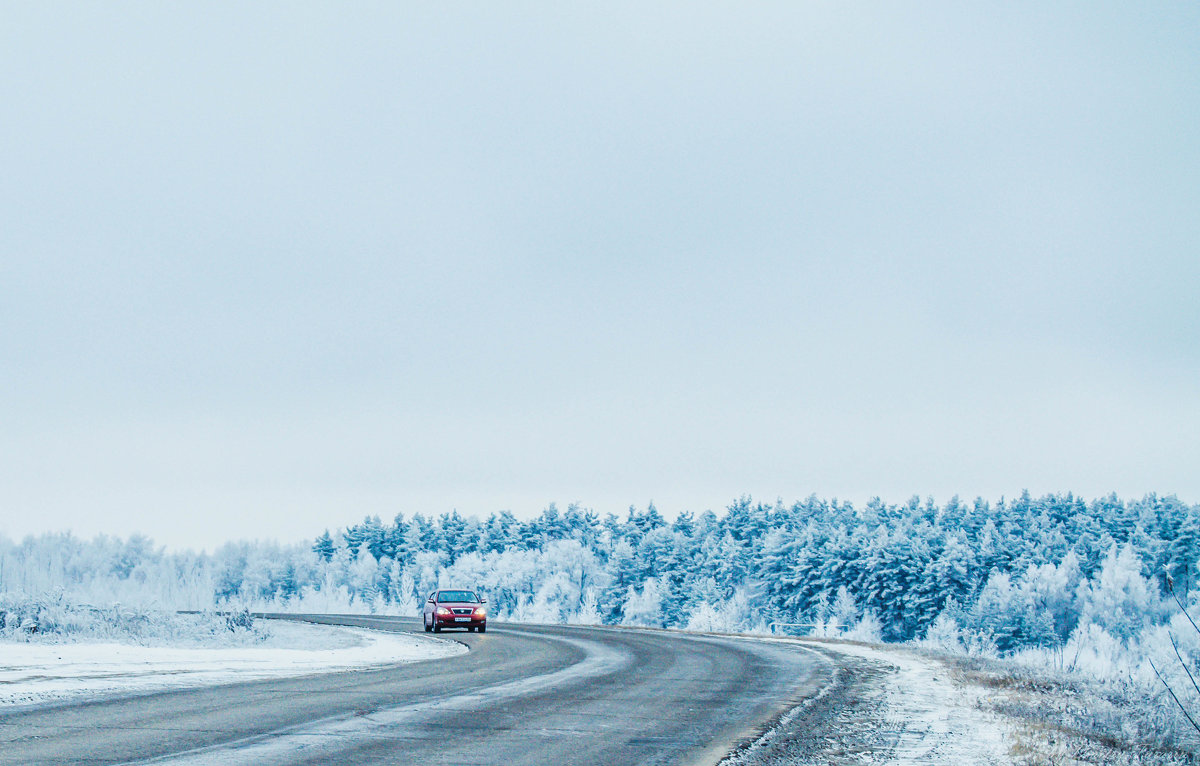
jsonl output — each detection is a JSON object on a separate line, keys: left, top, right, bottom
{"left": 3, "top": 3, "right": 1198, "bottom": 550}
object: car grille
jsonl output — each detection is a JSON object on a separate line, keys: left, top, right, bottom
{"left": 451, "top": 608, "right": 473, "bottom": 615}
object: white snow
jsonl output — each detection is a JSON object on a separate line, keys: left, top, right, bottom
{"left": 819, "top": 641, "right": 1013, "bottom": 765}
{"left": 0, "top": 620, "right": 465, "bottom": 708}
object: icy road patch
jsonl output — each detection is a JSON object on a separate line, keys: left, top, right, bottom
{"left": 0, "top": 620, "right": 465, "bottom": 708}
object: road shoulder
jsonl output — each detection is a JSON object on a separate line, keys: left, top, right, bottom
{"left": 720, "top": 637, "right": 1014, "bottom": 765}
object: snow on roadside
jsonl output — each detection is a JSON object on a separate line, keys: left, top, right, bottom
{"left": 0, "top": 620, "right": 465, "bottom": 709}
{"left": 818, "top": 641, "right": 1013, "bottom": 764}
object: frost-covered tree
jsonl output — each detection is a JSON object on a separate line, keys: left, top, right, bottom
{"left": 830, "top": 586, "right": 859, "bottom": 632}
{"left": 621, "top": 578, "right": 665, "bottom": 627}
{"left": 1077, "top": 546, "right": 1163, "bottom": 642}
{"left": 312, "top": 531, "right": 335, "bottom": 563}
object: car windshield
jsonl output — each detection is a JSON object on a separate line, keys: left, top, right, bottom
{"left": 438, "top": 591, "right": 478, "bottom": 603}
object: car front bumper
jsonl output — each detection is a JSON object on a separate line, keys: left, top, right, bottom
{"left": 433, "top": 615, "right": 486, "bottom": 628}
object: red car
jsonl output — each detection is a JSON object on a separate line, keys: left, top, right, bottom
{"left": 423, "top": 589, "right": 487, "bottom": 633}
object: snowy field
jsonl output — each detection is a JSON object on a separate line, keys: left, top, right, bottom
{"left": 0, "top": 620, "right": 466, "bottom": 708}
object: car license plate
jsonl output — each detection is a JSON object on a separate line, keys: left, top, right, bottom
{"left": 454, "top": 617, "right": 470, "bottom": 622}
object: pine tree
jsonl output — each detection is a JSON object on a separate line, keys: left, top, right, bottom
{"left": 600, "top": 540, "right": 638, "bottom": 623}
{"left": 312, "top": 531, "right": 336, "bottom": 563}
{"left": 342, "top": 525, "right": 365, "bottom": 560}
{"left": 360, "top": 516, "right": 386, "bottom": 562}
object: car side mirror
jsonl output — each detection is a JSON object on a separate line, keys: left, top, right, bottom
{"left": 480, "top": 597, "right": 487, "bottom": 604}
{"left": 427, "top": 598, "right": 435, "bottom": 603}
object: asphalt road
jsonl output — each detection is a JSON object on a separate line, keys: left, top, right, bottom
{"left": 0, "top": 616, "right": 833, "bottom": 766}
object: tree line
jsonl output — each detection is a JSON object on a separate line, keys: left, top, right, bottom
{"left": 2, "top": 492, "right": 1196, "bottom": 653}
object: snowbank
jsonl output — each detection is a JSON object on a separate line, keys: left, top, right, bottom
{"left": 0, "top": 620, "right": 465, "bottom": 708}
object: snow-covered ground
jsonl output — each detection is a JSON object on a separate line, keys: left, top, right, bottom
{"left": 720, "top": 636, "right": 1018, "bottom": 765}
{"left": 820, "top": 641, "right": 1012, "bottom": 764}
{"left": 0, "top": 620, "right": 466, "bottom": 708}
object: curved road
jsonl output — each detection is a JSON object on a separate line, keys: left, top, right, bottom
{"left": 0, "top": 616, "right": 834, "bottom": 765}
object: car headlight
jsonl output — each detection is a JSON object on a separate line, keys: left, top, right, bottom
{"left": 436, "top": 607, "right": 451, "bottom": 616}
{"left": 474, "top": 607, "right": 487, "bottom": 617}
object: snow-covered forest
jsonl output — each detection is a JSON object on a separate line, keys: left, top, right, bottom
{"left": 2, "top": 492, "right": 1195, "bottom": 654}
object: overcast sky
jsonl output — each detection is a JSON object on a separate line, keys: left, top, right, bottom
{"left": 3, "top": 3, "right": 1198, "bottom": 551}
